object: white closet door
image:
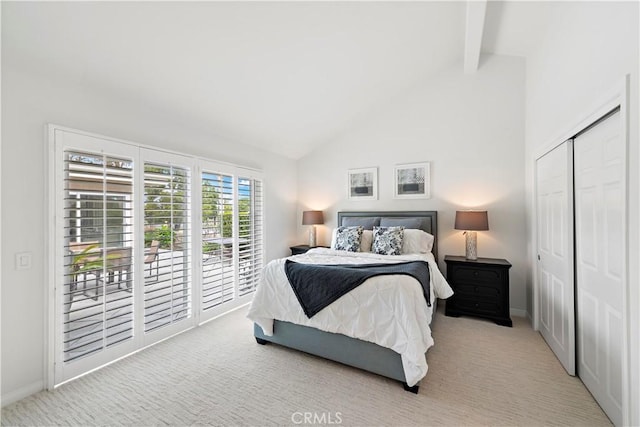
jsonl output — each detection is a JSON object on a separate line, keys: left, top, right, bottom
{"left": 535, "top": 141, "right": 575, "bottom": 375}
{"left": 574, "top": 111, "right": 624, "bottom": 426}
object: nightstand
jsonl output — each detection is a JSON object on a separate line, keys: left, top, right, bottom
{"left": 444, "top": 255, "right": 512, "bottom": 327}
{"left": 289, "top": 245, "right": 328, "bottom": 255}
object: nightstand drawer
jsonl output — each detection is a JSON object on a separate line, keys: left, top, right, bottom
{"left": 451, "top": 266, "right": 504, "bottom": 284}
{"left": 454, "top": 282, "right": 502, "bottom": 299}
{"left": 454, "top": 297, "right": 502, "bottom": 316}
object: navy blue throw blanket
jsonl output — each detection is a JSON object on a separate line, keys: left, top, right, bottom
{"left": 284, "top": 260, "right": 431, "bottom": 318}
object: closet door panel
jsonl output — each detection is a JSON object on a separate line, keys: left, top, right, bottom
{"left": 535, "top": 141, "right": 575, "bottom": 375}
{"left": 575, "top": 110, "right": 624, "bottom": 426}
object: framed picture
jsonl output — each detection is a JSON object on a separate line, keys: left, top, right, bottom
{"left": 347, "top": 167, "right": 378, "bottom": 200}
{"left": 394, "top": 162, "right": 430, "bottom": 199}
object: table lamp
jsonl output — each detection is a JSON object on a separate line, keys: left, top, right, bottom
{"left": 302, "top": 210, "right": 324, "bottom": 247}
{"left": 454, "top": 210, "right": 489, "bottom": 260}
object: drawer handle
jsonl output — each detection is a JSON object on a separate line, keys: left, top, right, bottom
{"left": 474, "top": 303, "right": 479, "bottom": 308}
{"left": 474, "top": 286, "right": 479, "bottom": 292}
{"left": 473, "top": 271, "right": 479, "bottom": 277}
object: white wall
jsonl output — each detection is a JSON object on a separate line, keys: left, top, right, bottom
{"left": 297, "top": 55, "right": 527, "bottom": 312}
{"left": 522, "top": 2, "right": 639, "bottom": 424}
{"left": 0, "top": 59, "right": 298, "bottom": 404}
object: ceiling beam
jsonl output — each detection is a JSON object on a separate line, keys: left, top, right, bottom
{"left": 463, "top": 0, "right": 488, "bottom": 73}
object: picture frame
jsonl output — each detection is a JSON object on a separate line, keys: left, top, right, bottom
{"left": 347, "top": 167, "right": 378, "bottom": 200}
{"left": 394, "top": 162, "right": 430, "bottom": 199}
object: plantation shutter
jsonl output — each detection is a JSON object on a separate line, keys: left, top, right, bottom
{"left": 201, "top": 171, "right": 235, "bottom": 310}
{"left": 143, "top": 162, "right": 192, "bottom": 332}
{"left": 62, "top": 150, "right": 134, "bottom": 362}
{"left": 237, "top": 176, "right": 263, "bottom": 296}
{"left": 52, "top": 125, "right": 264, "bottom": 386}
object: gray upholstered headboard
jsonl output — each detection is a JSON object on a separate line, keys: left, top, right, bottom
{"left": 337, "top": 211, "right": 438, "bottom": 260}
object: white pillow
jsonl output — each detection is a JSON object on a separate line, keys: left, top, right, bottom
{"left": 331, "top": 228, "right": 373, "bottom": 252}
{"left": 402, "top": 229, "right": 435, "bottom": 254}
{"left": 360, "top": 230, "right": 373, "bottom": 252}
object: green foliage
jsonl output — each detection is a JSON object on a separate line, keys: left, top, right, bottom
{"left": 202, "top": 180, "right": 220, "bottom": 224}
{"left": 145, "top": 225, "right": 173, "bottom": 249}
{"left": 71, "top": 244, "right": 102, "bottom": 273}
{"left": 155, "top": 225, "right": 173, "bottom": 248}
{"left": 237, "top": 198, "right": 252, "bottom": 237}
{"left": 222, "top": 204, "right": 233, "bottom": 238}
{"left": 71, "top": 244, "right": 119, "bottom": 274}
{"left": 143, "top": 170, "right": 257, "bottom": 250}
{"left": 144, "top": 230, "right": 154, "bottom": 247}
{"left": 144, "top": 164, "right": 188, "bottom": 227}
{"left": 218, "top": 198, "right": 250, "bottom": 239}
{"left": 202, "top": 242, "right": 221, "bottom": 254}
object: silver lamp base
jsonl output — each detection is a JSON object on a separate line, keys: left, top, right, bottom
{"left": 308, "top": 225, "right": 317, "bottom": 247}
{"left": 465, "top": 231, "right": 478, "bottom": 260}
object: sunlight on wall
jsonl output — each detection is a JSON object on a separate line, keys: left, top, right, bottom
{"left": 438, "top": 184, "right": 515, "bottom": 260}
{"left": 298, "top": 200, "right": 336, "bottom": 247}
{"left": 441, "top": 184, "right": 505, "bottom": 207}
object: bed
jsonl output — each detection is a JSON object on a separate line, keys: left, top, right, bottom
{"left": 247, "top": 210, "right": 453, "bottom": 393}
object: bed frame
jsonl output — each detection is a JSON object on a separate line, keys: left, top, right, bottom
{"left": 254, "top": 210, "right": 438, "bottom": 393}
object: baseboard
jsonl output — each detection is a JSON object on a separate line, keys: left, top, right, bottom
{"left": 510, "top": 308, "right": 528, "bottom": 318}
{"left": 1, "top": 380, "right": 44, "bottom": 407}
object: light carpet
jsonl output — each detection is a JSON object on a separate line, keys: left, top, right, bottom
{"left": 1, "top": 305, "right": 611, "bottom": 426}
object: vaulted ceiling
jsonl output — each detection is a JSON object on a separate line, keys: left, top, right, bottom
{"left": 2, "top": 1, "right": 535, "bottom": 159}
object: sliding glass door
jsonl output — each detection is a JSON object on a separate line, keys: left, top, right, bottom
{"left": 54, "top": 130, "right": 138, "bottom": 382}
{"left": 51, "top": 127, "right": 264, "bottom": 386}
{"left": 237, "top": 175, "right": 263, "bottom": 296}
{"left": 63, "top": 152, "right": 135, "bottom": 361}
{"left": 198, "top": 163, "right": 264, "bottom": 323}
{"left": 201, "top": 169, "right": 235, "bottom": 312}
{"left": 142, "top": 156, "right": 192, "bottom": 338}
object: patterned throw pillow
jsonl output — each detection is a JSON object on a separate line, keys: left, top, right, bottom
{"left": 334, "top": 226, "right": 364, "bottom": 252}
{"left": 372, "top": 226, "right": 405, "bottom": 255}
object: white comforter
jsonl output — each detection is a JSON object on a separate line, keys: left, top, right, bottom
{"left": 247, "top": 248, "right": 453, "bottom": 386}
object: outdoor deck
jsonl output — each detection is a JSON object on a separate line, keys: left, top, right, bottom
{"left": 63, "top": 248, "right": 252, "bottom": 362}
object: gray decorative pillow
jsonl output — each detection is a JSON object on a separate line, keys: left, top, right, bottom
{"left": 372, "top": 226, "right": 405, "bottom": 255}
{"left": 380, "top": 217, "right": 423, "bottom": 229}
{"left": 334, "top": 226, "right": 364, "bottom": 252}
{"left": 342, "top": 216, "right": 381, "bottom": 230}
